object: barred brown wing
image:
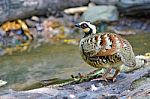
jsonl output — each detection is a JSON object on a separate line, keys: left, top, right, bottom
{"left": 80, "top": 33, "right": 122, "bottom": 57}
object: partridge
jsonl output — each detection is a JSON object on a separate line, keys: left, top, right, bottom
{"left": 75, "top": 21, "right": 136, "bottom": 82}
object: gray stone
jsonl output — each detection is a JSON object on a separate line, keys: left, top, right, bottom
{"left": 117, "top": 0, "right": 150, "bottom": 15}
{"left": 82, "top": 5, "right": 118, "bottom": 22}
{"left": 0, "top": 0, "right": 89, "bottom": 24}
{"left": 90, "top": 0, "right": 119, "bottom": 5}
{"left": 90, "top": 0, "right": 150, "bottom": 16}
{"left": 117, "top": 0, "right": 150, "bottom": 8}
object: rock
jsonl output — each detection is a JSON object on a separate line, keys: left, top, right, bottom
{"left": 112, "top": 28, "right": 136, "bottom": 35}
{"left": 25, "top": 19, "right": 37, "bottom": 28}
{"left": 82, "top": 5, "right": 118, "bottom": 22}
{"left": 117, "top": 0, "right": 150, "bottom": 8}
{"left": 0, "top": 80, "right": 7, "bottom": 87}
{"left": 90, "top": 0, "right": 119, "bottom": 5}
{"left": 0, "top": 0, "right": 89, "bottom": 24}
{"left": 0, "top": 65, "right": 149, "bottom": 99}
{"left": 0, "top": 28, "right": 5, "bottom": 36}
{"left": 109, "top": 18, "right": 150, "bottom": 34}
{"left": 117, "top": 0, "right": 150, "bottom": 16}
{"left": 64, "top": 7, "right": 88, "bottom": 14}
{"left": 91, "top": 0, "right": 150, "bottom": 16}
{"left": 31, "top": 16, "right": 40, "bottom": 22}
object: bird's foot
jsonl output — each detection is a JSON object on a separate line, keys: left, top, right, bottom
{"left": 105, "top": 76, "right": 116, "bottom": 82}
{"left": 91, "top": 76, "right": 108, "bottom": 82}
{"left": 91, "top": 68, "right": 112, "bottom": 82}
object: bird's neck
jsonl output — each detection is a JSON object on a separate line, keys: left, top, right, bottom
{"left": 83, "top": 28, "right": 96, "bottom": 38}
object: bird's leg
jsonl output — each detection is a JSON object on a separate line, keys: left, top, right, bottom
{"left": 78, "top": 73, "right": 84, "bottom": 78}
{"left": 106, "top": 68, "right": 120, "bottom": 82}
{"left": 91, "top": 68, "right": 112, "bottom": 81}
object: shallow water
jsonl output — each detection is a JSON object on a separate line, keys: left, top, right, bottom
{"left": 0, "top": 33, "right": 150, "bottom": 91}
{"left": 125, "top": 33, "right": 150, "bottom": 55}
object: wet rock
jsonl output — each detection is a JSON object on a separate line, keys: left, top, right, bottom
{"left": 0, "top": 0, "right": 89, "bottom": 24}
{"left": 82, "top": 5, "right": 118, "bottom": 22}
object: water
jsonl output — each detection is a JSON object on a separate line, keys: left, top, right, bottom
{"left": 125, "top": 33, "right": 150, "bottom": 55}
{"left": 0, "top": 33, "right": 150, "bottom": 91}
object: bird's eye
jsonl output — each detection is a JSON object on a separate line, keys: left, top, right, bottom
{"left": 81, "top": 23, "right": 88, "bottom": 28}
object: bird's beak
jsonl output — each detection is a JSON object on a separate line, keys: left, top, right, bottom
{"left": 75, "top": 23, "right": 80, "bottom": 27}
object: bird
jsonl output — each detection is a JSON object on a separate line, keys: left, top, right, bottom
{"left": 75, "top": 21, "right": 136, "bottom": 82}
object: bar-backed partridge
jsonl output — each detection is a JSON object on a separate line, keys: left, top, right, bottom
{"left": 75, "top": 21, "right": 136, "bottom": 82}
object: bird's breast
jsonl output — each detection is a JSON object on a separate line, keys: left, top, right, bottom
{"left": 79, "top": 33, "right": 124, "bottom": 68}
{"left": 81, "top": 52, "right": 122, "bottom": 68}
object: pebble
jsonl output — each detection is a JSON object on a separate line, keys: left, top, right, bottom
{"left": 25, "top": 19, "right": 37, "bottom": 27}
{"left": 91, "top": 84, "right": 98, "bottom": 91}
{"left": 0, "top": 80, "right": 7, "bottom": 87}
{"left": 31, "top": 16, "right": 40, "bottom": 22}
{"left": 69, "top": 94, "right": 76, "bottom": 98}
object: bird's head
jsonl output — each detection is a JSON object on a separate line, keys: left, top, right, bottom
{"left": 75, "top": 21, "right": 96, "bottom": 36}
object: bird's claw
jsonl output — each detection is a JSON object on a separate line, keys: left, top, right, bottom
{"left": 106, "top": 77, "right": 116, "bottom": 82}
